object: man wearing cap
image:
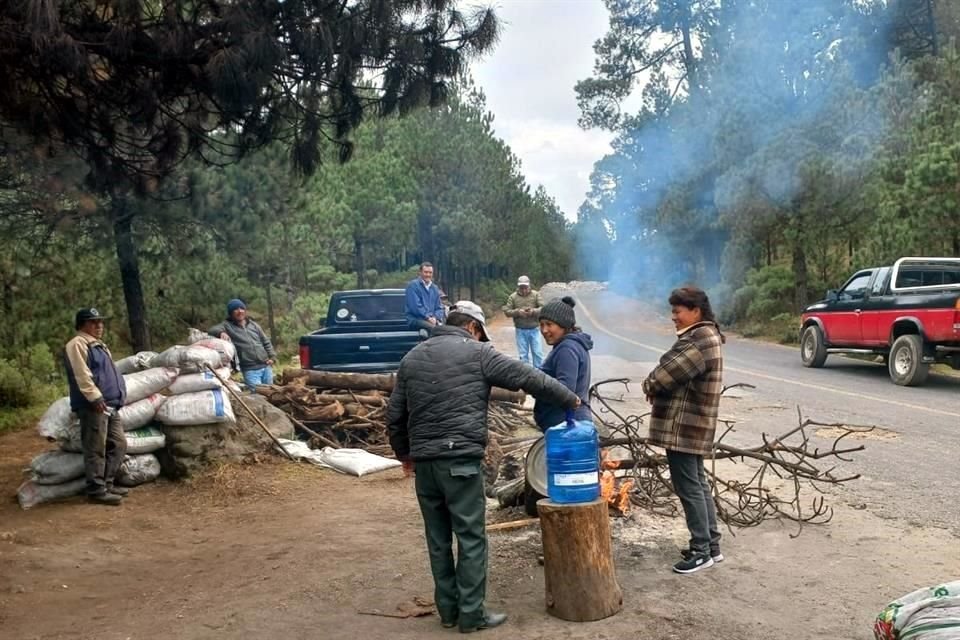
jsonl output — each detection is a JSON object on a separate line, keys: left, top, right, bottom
{"left": 208, "top": 299, "right": 277, "bottom": 389}
{"left": 387, "top": 301, "right": 580, "bottom": 633}
{"left": 502, "top": 276, "right": 544, "bottom": 367}
{"left": 404, "top": 262, "right": 446, "bottom": 332}
{"left": 64, "top": 308, "right": 128, "bottom": 506}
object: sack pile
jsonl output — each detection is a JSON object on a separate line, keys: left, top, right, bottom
{"left": 17, "top": 330, "right": 242, "bottom": 509}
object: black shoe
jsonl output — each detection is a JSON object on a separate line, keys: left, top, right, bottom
{"left": 87, "top": 492, "right": 123, "bottom": 506}
{"left": 460, "top": 612, "right": 507, "bottom": 633}
{"left": 441, "top": 617, "right": 458, "bottom": 629}
{"left": 681, "top": 548, "right": 723, "bottom": 563}
{"left": 107, "top": 486, "right": 129, "bottom": 496}
{"left": 673, "top": 553, "right": 714, "bottom": 574}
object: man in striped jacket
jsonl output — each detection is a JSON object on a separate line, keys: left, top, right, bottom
{"left": 643, "top": 287, "right": 724, "bottom": 574}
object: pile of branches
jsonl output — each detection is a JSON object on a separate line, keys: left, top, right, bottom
{"left": 259, "top": 373, "right": 536, "bottom": 463}
{"left": 591, "top": 378, "right": 871, "bottom": 535}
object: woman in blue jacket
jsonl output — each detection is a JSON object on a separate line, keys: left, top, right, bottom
{"left": 534, "top": 296, "right": 594, "bottom": 429}
{"left": 525, "top": 296, "right": 594, "bottom": 515}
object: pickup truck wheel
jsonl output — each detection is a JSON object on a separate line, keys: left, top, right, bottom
{"left": 888, "top": 334, "right": 929, "bottom": 386}
{"left": 800, "top": 325, "right": 828, "bottom": 368}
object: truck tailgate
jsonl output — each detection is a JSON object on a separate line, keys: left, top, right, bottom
{"left": 301, "top": 329, "right": 421, "bottom": 372}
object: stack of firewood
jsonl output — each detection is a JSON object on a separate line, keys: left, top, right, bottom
{"left": 258, "top": 370, "right": 537, "bottom": 463}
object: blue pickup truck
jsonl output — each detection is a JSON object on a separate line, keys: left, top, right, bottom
{"left": 298, "top": 289, "right": 425, "bottom": 373}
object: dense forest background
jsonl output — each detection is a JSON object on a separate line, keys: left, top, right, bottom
{"left": 1, "top": 0, "right": 959, "bottom": 418}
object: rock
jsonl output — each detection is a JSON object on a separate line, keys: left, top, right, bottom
{"left": 156, "top": 394, "right": 295, "bottom": 479}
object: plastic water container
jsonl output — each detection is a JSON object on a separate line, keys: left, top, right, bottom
{"left": 545, "top": 411, "right": 600, "bottom": 504}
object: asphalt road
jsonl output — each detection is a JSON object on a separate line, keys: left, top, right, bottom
{"left": 568, "top": 288, "right": 960, "bottom": 533}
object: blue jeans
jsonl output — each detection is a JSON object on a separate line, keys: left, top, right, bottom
{"left": 242, "top": 366, "right": 274, "bottom": 390}
{"left": 515, "top": 327, "right": 544, "bottom": 368}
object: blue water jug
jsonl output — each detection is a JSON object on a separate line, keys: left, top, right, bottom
{"left": 545, "top": 410, "right": 600, "bottom": 504}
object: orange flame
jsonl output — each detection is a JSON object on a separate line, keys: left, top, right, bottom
{"left": 599, "top": 450, "right": 632, "bottom": 515}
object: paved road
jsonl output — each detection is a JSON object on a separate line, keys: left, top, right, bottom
{"left": 567, "top": 289, "right": 960, "bottom": 532}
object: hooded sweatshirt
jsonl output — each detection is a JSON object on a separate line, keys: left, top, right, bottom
{"left": 534, "top": 331, "right": 594, "bottom": 429}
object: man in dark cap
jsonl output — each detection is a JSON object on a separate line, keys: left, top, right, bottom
{"left": 208, "top": 299, "right": 277, "bottom": 389}
{"left": 387, "top": 300, "right": 580, "bottom": 633}
{"left": 64, "top": 308, "right": 128, "bottom": 505}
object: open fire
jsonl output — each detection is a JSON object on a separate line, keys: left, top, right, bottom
{"left": 600, "top": 449, "right": 634, "bottom": 515}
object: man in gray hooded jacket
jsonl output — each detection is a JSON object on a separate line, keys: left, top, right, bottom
{"left": 387, "top": 301, "right": 579, "bottom": 633}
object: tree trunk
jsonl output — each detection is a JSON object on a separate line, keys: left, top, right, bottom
{"left": 538, "top": 498, "right": 623, "bottom": 622}
{"left": 265, "top": 281, "right": 277, "bottom": 345}
{"left": 792, "top": 240, "right": 809, "bottom": 312}
{"left": 282, "top": 369, "right": 525, "bottom": 404}
{"left": 354, "top": 236, "right": 366, "bottom": 289}
{"left": 679, "top": 6, "right": 699, "bottom": 92}
{"left": 111, "top": 196, "right": 151, "bottom": 351}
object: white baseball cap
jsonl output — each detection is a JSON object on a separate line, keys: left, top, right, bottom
{"left": 517, "top": 275, "right": 531, "bottom": 286}
{"left": 448, "top": 300, "right": 490, "bottom": 342}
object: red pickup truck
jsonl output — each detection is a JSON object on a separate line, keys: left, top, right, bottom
{"left": 799, "top": 257, "right": 960, "bottom": 386}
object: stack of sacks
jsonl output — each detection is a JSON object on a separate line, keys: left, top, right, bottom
{"left": 18, "top": 333, "right": 241, "bottom": 509}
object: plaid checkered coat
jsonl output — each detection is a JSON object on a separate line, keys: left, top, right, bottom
{"left": 642, "top": 322, "right": 724, "bottom": 456}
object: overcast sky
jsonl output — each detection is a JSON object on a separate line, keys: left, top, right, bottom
{"left": 470, "top": 0, "right": 613, "bottom": 221}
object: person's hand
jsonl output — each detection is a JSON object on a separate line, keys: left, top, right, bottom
{"left": 427, "top": 316, "right": 438, "bottom": 326}
{"left": 572, "top": 396, "right": 582, "bottom": 408}
{"left": 266, "top": 359, "right": 274, "bottom": 366}
{"left": 645, "top": 395, "right": 654, "bottom": 405}
{"left": 402, "top": 460, "right": 415, "bottom": 477}
{"left": 219, "top": 332, "right": 231, "bottom": 341}
{"left": 93, "top": 399, "right": 108, "bottom": 414}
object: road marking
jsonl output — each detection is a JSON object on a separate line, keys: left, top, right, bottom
{"left": 575, "top": 295, "right": 960, "bottom": 420}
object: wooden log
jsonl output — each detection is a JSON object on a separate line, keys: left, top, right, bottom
{"left": 285, "top": 369, "right": 526, "bottom": 404}
{"left": 494, "top": 477, "right": 526, "bottom": 507}
{"left": 486, "top": 518, "right": 539, "bottom": 532}
{"left": 538, "top": 499, "right": 622, "bottom": 622}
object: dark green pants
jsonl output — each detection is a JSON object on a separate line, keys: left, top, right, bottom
{"left": 414, "top": 458, "right": 487, "bottom": 627}
{"left": 77, "top": 407, "right": 127, "bottom": 496}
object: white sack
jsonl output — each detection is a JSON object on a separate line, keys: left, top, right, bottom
{"left": 116, "top": 350, "right": 159, "bottom": 375}
{"left": 276, "top": 439, "right": 401, "bottom": 477}
{"left": 190, "top": 337, "right": 236, "bottom": 368}
{"left": 156, "top": 389, "right": 235, "bottom": 426}
{"left": 59, "top": 426, "right": 82, "bottom": 453}
{"left": 37, "top": 397, "right": 75, "bottom": 441}
{"left": 167, "top": 368, "right": 231, "bottom": 395}
{"left": 125, "top": 426, "right": 166, "bottom": 454}
{"left": 116, "top": 394, "right": 166, "bottom": 431}
{"left": 149, "top": 346, "right": 222, "bottom": 373}
{"left": 124, "top": 367, "right": 179, "bottom": 403}
{"left": 116, "top": 454, "right": 161, "bottom": 487}
{"left": 875, "top": 580, "right": 960, "bottom": 640}
{"left": 17, "top": 478, "right": 86, "bottom": 510}
{"left": 30, "top": 450, "right": 85, "bottom": 485}
{"left": 187, "top": 328, "right": 208, "bottom": 344}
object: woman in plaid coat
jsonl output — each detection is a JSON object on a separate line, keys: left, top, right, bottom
{"left": 642, "top": 287, "right": 725, "bottom": 574}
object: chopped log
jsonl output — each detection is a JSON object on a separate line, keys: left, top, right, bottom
{"left": 486, "top": 518, "right": 539, "bottom": 532}
{"left": 283, "top": 369, "right": 526, "bottom": 404}
{"left": 538, "top": 499, "right": 623, "bottom": 622}
{"left": 300, "top": 401, "right": 345, "bottom": 422}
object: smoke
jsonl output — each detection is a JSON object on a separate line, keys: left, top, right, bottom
{"left": 577, "top": 0, "right": 897, "bottom": 303}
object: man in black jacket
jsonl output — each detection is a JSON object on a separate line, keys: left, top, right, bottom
{"left": 387, "top": 301, "right": 580, "bottom": 633}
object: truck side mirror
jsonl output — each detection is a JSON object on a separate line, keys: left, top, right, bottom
{"left": 318, "top": 319, "right": 326, "bottom": 329}
{"left": 826, "top": 289, "right": 838, "bottom": 302}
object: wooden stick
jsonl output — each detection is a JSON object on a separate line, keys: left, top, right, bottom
{"left": 204, "top": 365, "right": 296, "bottom": 461}
{"left": 486, "top": 518, "right": 540, "bottom": 532}
{"left": 285, "top": 414, "right": 342, "bottom": 450}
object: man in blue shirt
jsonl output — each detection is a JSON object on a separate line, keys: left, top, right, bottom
{"left": 405, "top": 262, "right": 446, "bottom": 331}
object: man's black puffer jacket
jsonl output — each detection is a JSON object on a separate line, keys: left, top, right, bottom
{"left": 387, "top": 325, "right": 579, "bottom": 461}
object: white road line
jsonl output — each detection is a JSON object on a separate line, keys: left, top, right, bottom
{"left": 575, "top": 295, "right": 960, "bottom": 420}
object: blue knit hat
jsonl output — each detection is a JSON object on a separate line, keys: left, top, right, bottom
{"left": 227, "top": 299, "right": 246, "bottom": 315}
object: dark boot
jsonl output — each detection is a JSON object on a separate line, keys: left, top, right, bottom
{"left": 459, "top": 611, "right": 507, "bottom": 633}
{"left": 87, "top": 492, "right": 123, "bottom": 506}
{"left": 107, "top": 485, "right": 129, "bottom": 496}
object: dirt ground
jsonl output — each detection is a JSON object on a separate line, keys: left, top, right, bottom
{"left": 2, "top": 312, "right": 959, "bottom": 640}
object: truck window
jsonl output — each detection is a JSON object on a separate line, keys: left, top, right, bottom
{"left": 840, "top": 271, "right": 872, "bottom": 298}
{"left": 333, "top": 296, "right": 407, "bottom": 323}
{"left": 870, "top": 267, "right": 890, "bottom": 295}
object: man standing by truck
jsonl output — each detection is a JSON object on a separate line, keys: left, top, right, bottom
{"left": 208, "top": 299, "right": 277, "bottom": 389}
{"left": 64, "top": 308, "right": 128, "bottom": 506}
{"left": 387, "top": 301, "right": 580, "bottom": 633}
{"left": 404, "top": 262, "right": 446, "bottom": 332}
{"left": 502, "top": 275, "right": 544, "bottom": 367}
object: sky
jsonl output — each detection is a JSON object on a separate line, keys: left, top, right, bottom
{"left": 470, "top": 0, "right": 614, "bottom": 221}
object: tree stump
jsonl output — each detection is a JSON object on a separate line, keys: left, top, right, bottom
{"left": 538, "top": 498, "right": 623, "bottom": 621}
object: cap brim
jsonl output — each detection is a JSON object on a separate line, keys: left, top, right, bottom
{"left": 477, "top": 323, "right": 490, "bottom": 342}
